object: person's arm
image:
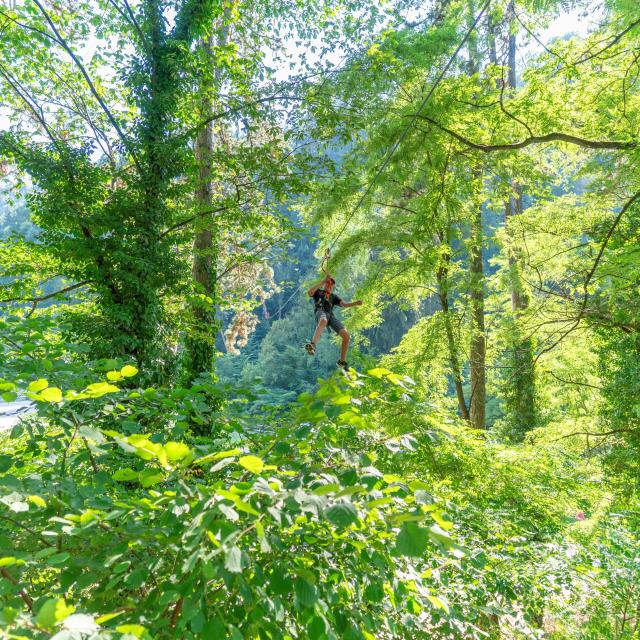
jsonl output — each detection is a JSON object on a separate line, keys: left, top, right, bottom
{"left": 307, "top": 277, "right": 327, "bottom": 297}
{"left": 339, "top": 299, "right": 363, "bottom": 308}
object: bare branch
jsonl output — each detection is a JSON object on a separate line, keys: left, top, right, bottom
{"left": 31, "top": 0, "right": 141, "bottom": 172}
{"left": 545, "top": 370, "right": 602, "bottom": 390}
{"left": 106, "top": 0, "right": 145, "bottom": 46}
{"left": 572, "top": 17, "right": 640, "bottom": 67}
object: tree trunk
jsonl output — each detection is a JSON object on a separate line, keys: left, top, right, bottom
{"left": 184, "top": 34, "right": 217, "bottom": 383}
{"left": 131, "top": 0, "right": 172, "bottom": 369}
{"left": 467, "top": 0, "right": 486, "bottom": 429}
{"left": 436, "top": 234, "right": 470, "bottom": 421}
{"left": 503, "top": 2, "right": 537, "bottom": 439}
{"left": 469, "top": 191, "right": 486, "bottom": 429}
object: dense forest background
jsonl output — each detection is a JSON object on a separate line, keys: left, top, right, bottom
{"left": 1, "top": 0, "right": 639, "bottom": 638}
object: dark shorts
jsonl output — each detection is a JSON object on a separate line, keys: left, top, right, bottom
{"left": 315, "top": 309, "right": 345, "bottom": 334}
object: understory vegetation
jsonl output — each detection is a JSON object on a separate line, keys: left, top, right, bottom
{"left": 0, "top": 0, "right": 639, "bottom": 638}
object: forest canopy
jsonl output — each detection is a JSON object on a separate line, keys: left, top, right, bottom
{"left": 0, "top": 0, "right": 639, "bottom": 638}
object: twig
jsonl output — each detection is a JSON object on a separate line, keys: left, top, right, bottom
{"left": 0, "top": 514, "right": 54, "bottom": 547}
{"left": 0, "top": 280, "right": 92, "bottom": 305}
{"left": 554, "top": 428, "right": 638, "bottom": 441}
{"left": 170, "top": 597, "right": 184, "bottom": 628}
{"left": 571, "top": 17, "right": 640, "bottom": 67}
{"left": 0, "top": 568, "right": 33, "bottom": 611}
{"left": 31, "top": 0, "right": 141, "bottom": 172}
{"left": 545, "top": 370, "right": 602, "bottom": 390}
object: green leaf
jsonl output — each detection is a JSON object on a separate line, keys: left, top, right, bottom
{"left": 0, "top": 455, "right": 12, "bottom": 473}
{"left": 0, "top": 557, "right": 20, "bottom": 567}
{"left": 202, "top": 618, "right": 226, "bottom": 637}
{"left": 138, "top": 469, "right": 164, "bottom": 487}
{"left": 96, "top": 611, "right": 126, "bottom": 625}
{"left": 112, "top": 468, "right": 138, "bottom": 482}
{"left": 364, "top": 582, "right": 385, "bottom": 603}
{"left": 0, "top": 607, "right": 18, "bottom": 625}
{"left": 430, "top": 510, "right": 454, "bottom": 531}
{"left": 308, "top": 615, "right": 327, "bottom": 639}
{"left": 36, "top": 598, "right": 75, "bottom": 628}
{"left": 367, "top": 367, "right": 392, "bottom": 378}
{"left": 325, "top": 501, "right": 358, "bottom": 528}
{"left": 48, "top": 552, "right": 71, "bottom": 565}
{"left": 395, "top": 522, "right": 429, "bottom": 557}
{"left": 116, "top": 624, "right": 147, "bottom": 637}
{"left": 295, "top": 577, "right": 318, "bottom": 608}
{"left": 312, "top": 483, "right": 341, "bottom": 495}
{"left": 428, "top": 524, "right": 455, "bottom": 550}
{"left": 1, "top": 391, "right": 17, "bottom": 403}
{"left": 27, "top": 495, "right": 46, "bottom": 508}
{"left": 224, "top": 546, "right": 243, "bottom": 573}
{"left": 120, "top": 365, "right": 138, "bottom": 378}
{"left": 40, "top": 387, "right": 62, "bottom": 403}
{"left": 238, "top": 455, "right": 264, "bottom": 473}
{"left": 106, "top": 370, "right": 122, "bottom": 381}
{"left": 213, "top": 448, "right": 242, "bottom": 460}
{"left": 427, "top": 594, "right": 450, "bottom": 614}
{"left": 163, "top": 442, "right": 191, "bottom": 463}
{"left": 28, "top": 378, "right": 48, "bottom": 392}
{"left": 113, "top": 561, "right": 130, "bottom": 574}
{"left": 85, "top": 382, "right": 119, "bottom": 397}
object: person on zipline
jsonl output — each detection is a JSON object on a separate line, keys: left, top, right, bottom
{"left": 305, "top": 274, "right": 362, "bottom": 369}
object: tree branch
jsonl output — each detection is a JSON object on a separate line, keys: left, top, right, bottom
{"left": 182, "top": 94, "right": 303, "bottom": 140}
{"left": 545, "top": 370, "right": 602, "bottom": 390}
{"left": 416, "top": 115, "right": 636, "bottom": 151}
{"left": 160, "top": 203, "right": 245, "bottom": 238}
{"left": 106, "top": 0, "right": 146, "bottom": 46}
{"left": 0, "top": 514, "right": 53, "bottom": 548}
{"left": 555, "top": 427, "right": 639, "bottom": 441}
{"left": 0, "top": 280, "right": 92, "bottom": 305}
{"left": 0, "top": 62, "right": 65, "bottom": 156}
{"left": 533, "top": 188, "right": 640, "bottom": 362}
{"left": 0, "top": 568, "right": 34, "bottom": 611}
{"left": 31, "top": 0, "right": 141, "bottom": 172}
{"left": 572, "top": 17, "right": 640, "bottom": 67}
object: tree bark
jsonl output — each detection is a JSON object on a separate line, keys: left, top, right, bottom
{"left": 469, "top": 190, "right": 486, "bottom": 430}
{"left": 184, "top": 32, "right": 218, "bottom": 383}
{"left": 467, "top": 0, "right": 486, "bottom": 430}
{"left": 436, "top": 233, "right": 470, "bottom": 421}
{"left": 503, "top": 3, "right": 537, "bottom": 439}
{"left": 436, "top": 233, "right": 469, "bottom": 421}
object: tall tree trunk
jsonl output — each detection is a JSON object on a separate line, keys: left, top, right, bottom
{"left": 132, "top": 0, "right": 172, "bottom": 370}
{"left": 184, "top": 33, "right": 218, "bottom": 383}
{"left": 469, "top": 189, "right": 486, "bottom": 429}
{"left": 467, "top": 0, "right": 486, "bottom": 429}
{"left": 503, "top": 2, "right": 537, "bottom": 439}
{"left": 436, "top": 232, "right": 470, "bottom": 421}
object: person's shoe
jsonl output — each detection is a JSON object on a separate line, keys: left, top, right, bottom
{"left": 337, "top": 360, "right": 348, "bottom": 370}
{"left": 305, "top": 342, "right": 316, "bottom": 356}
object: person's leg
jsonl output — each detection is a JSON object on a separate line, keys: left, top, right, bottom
{"left": 338, "top": 328, "right": 350, "bottom": 362}
{"left": 311, "top": 315, "right": 328, "bottom": 345}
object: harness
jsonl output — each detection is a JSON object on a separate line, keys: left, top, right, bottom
{"left": 314, "top": 288, "right": 335, "bottom": 315}
{"left": 315, "top": 247, "right": 336, "bottom": 316}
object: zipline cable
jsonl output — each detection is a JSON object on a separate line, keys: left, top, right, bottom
{"left": 278, "top": 0, "right": 492, "bottom": 316}
{"left": 327, "top": 0, "right": 492, "bottom": 253}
